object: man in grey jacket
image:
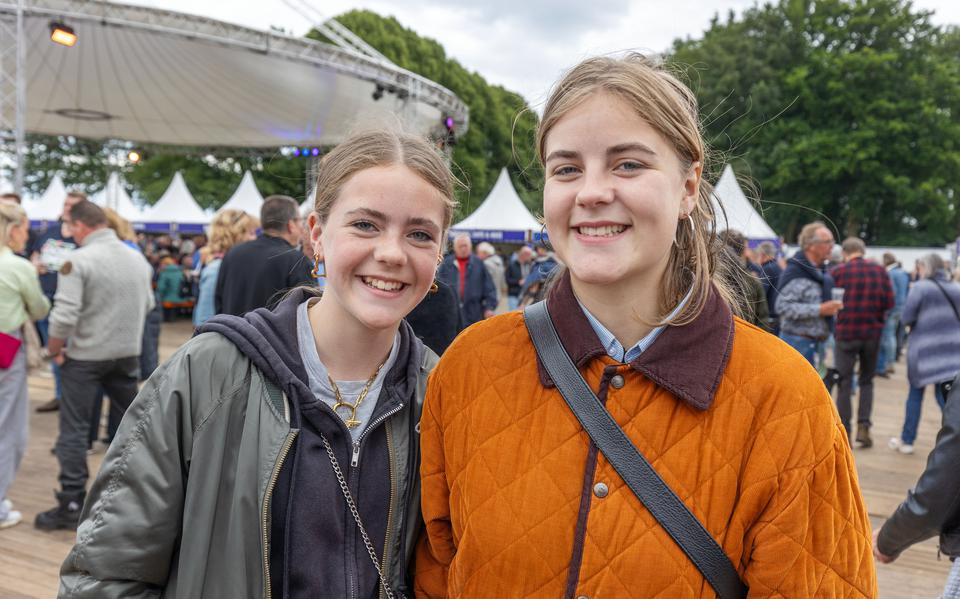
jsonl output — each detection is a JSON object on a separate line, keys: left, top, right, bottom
{"left": 36, "top": 200, "right": 154, "bottom": 531}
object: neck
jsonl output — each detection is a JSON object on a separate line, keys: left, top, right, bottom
{"left": 307, "top": 293, "right": 397, "bottom": 380}
{"left": 263, "top": 230, "right": 293, "bottom": 246}
{"left": 802, "top": 250, "right": 821, "bottom": 266}
{"left": 570, "top": 273, "right": 661, "bottom": 350}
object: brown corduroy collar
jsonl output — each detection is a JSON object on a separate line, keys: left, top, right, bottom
{"left": 533, "top": 271, "right": 735, "bottom": 411}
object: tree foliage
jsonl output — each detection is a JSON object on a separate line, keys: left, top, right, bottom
{"left": 670, "top": 0, "right": 960, "bottom": 245}
{"left": 315, "top": 10, "right": 542, "bottom": 220}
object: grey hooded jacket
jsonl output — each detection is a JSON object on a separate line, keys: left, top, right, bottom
{"left": 58, "top": 330, "right": 436, "bottom": 598}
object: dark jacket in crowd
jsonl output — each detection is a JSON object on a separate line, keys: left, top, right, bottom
{"left": 214, "top": 234, "right": 314, "bottom": 316}
{"left": 505, "top": 258, "right": 530, "bottom": 297}
{"left": 405, "top": 279, "right": 464, "bottom": 355}
{"left": 878, "top": 373, "right": 960, "bottom": 559}
{"left": 437, "top": 254, "right": 497, "bottom": 326}
{"left": 759, "top": 259, "right": 782, "bottom": 319}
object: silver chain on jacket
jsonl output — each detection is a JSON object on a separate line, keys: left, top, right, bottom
{"left": 320, "top": 434, "right": 403, "bottom": 599}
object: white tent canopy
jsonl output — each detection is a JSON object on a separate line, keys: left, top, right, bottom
{"left": 220, "top": 171, "right": 264, "bottom": 218}
{"left": 26, "top": 174, "right": 67, "bottom": 223}
{"left": 711, "top": 165, "right": 778, "bottom": 244}
{"left": 139, "top": 172, "right": 208, "bottom": 233}
{"left": 92, "top": 172, "right": 142, "bottom": 222}
{"left": 451, "top": 169, "right": 540, "bottom": 243}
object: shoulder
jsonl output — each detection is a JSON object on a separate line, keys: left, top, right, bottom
{"left": 434, "top": 311, "right": 532, "bottom": 382}
{"left": 146, "top": 332, "right": 255, "bottom": 407}
{"left": 722, "top": 319, "right": 840, "bottom": 456}
{"left": 779, "top": 277, "right": 816, "bottom": 295}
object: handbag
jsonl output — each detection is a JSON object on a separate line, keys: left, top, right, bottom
{"left": 523, "top": 302, "right": 748, "bottom": 599}
{"left": 0, "top": 330, "right": 22, "bottom": 369}
{"left": 23, "top": 322, "right": 43, "bottom": 371}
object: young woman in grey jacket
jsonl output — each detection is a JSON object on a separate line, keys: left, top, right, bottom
{"left": 59, "top": 129, "right": 458, "bottom": 599}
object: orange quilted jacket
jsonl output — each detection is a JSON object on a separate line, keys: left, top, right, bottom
{"left": 415, "top": 273, "right": 876, "bottom": 598}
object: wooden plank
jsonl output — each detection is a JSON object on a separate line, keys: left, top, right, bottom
{"left": 0, "top": 319, "right": 953, "bottom": 596}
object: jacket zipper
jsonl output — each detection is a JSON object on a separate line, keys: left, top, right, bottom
{"left": 262, "top": 430, "right": 298, "bottom": 599}
{"left": 379, "top": 422, "right": 398, "bottom": 599}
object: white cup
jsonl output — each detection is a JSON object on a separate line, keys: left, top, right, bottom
{"left": 831, "top": 287, "right": 845, "bottom": 304}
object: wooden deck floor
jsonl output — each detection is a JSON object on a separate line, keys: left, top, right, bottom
{"left": 1, "top": 320, "right": 953, "bottom": 597}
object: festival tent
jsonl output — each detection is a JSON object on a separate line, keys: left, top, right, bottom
{"left": 92, "top": 172, "right": 143, "bottom": 223}
{"left": 450, "top": 169, "right": 540, "bottom": 243}
{"left": 219, "top": 171, "right": 264, "bottom": 218}
{"left": 26, "top": 174, "right": 67, "bottom": 226}
{"left": 711, "top": 165, "right": 778, "bottom": 247}
{"left": 138, "top": 172, "right": 208, "bottom": 233}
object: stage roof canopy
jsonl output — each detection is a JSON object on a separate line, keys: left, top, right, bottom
{"left": 4, "top": 0, "right": 469, "bottom": 148}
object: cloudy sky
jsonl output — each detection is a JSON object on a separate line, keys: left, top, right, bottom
{"left": 129, "top": 0, "right": 959, "bottom": 107}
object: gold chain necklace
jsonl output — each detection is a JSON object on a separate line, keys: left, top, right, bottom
{"left": 328, "top": 362, "right": 385, "bottom": 429}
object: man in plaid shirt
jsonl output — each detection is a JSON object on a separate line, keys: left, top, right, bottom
{"left": 832, "top": 237, "right": 894, "bottom": 447}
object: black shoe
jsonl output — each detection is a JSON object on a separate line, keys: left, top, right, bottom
{"left": 35, "top": 398, "right": 60, "bottom": 413}
{"left": 855, "top": 425, "right": 873, "bottom": 449}
{"left": 34, "top": 491, "right": 84, "bottom": 531}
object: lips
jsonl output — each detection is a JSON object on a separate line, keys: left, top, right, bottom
{"left": 361, "top": 276, "right": 406, "bottom": 292}
{"left": 575, "top": 224, "right": 627, "bottom": 237}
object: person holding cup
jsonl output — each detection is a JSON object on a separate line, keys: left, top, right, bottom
{"left": 830, "top": 237, "right": 894, "bottom": 447}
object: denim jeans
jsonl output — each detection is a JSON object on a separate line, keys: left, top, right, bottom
{"left": 35, "top": 317, "right": 63, "bottom": 400}
{"left": 900, "top": 384, "right": 947, "bottom": 445}
{"left": 835, "top": 337, "right": 881, "bottom": 435}
{"left": 780, "top": 333, "right": 817, "bottom": 367}
{"left": 57, "top": 356, "right": 139, "bottom": 493}
{"left": 876, "top": 309, "right": 901, "bottom": 374}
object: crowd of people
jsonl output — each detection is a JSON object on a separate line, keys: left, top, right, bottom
{"left": 0, "top": 51, "right": 958, "bottom": 598}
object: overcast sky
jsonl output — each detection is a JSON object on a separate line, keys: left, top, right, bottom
{"left": 129, "top": 0, "right": 960, "bottom": 107}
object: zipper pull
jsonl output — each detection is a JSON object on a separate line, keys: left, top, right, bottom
{"left": 351, "top": 441, "right": 361, "bottom": 467}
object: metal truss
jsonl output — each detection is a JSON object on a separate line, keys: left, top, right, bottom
{"left": 0, "top": 0, "right": 469, "bottom": 136}
{"left": 0, "top": 0, "right": 24, "bottom": 192}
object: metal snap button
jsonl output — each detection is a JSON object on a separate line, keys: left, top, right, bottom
{"left": 610, "top": 374, "right": 625, "bottom": 389}
{"left": 593, "top": 482, "right": 609, "bottom": 498}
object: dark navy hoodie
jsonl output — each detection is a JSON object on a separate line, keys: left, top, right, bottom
{"left": 198, "top": 289, "right": 425, "bottom": 598}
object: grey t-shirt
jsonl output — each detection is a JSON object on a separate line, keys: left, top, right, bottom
{"left": 296, "top": 299, "right": 400, "bottom": 441}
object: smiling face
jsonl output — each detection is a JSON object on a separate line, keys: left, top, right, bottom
{"left": 310, "top": 164, "right": 446, "bottom": 332}
{"left": 543, "top": 92, "right": 700, "bottom": 296}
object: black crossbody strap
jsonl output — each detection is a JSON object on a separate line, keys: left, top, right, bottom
{"left": 931, "top": 279, "right": 960, "bottom": 322}
{"left": 523, "top": 302, "right": 747, "bottom": 599}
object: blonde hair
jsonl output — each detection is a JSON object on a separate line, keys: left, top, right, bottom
{"left": 103, "top": 207, "right": 136, "bottom": 242}
{"left": 312, "top": 129, "right": 458, "bottom": 232}
{"left": 208, "top": 209, "right": 259, "bottom": 255}
{"left": 797, "top": 221, "right": 829, "bottom": 249}
{"left": 0, "top": 199, "right": 26, "bottom": 248}
{"left": 536, "top": 53, "right": 733, "bottom": 326}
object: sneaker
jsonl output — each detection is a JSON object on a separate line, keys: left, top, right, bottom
{"left": 34, "top": 491, "right": 85, "bottom": 531}
{"left": 0, "top": 498, "right": 11, "bottom": 513}
{"left": 35, "top": 398, "right": 60, "bottom": 413}
{"left": 0, "top": 510, "right": 22, "bottom": 529}
{"left": 888, "top": 437, "right": 915, "bottom": 454}
{"left": 855, "top": 424, "right": 873, "bottom": 449}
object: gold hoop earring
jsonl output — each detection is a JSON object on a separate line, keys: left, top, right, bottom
{"left": 429, "top": 281, "right": 439, "bottom": 294}
{"left": 311, "top": 254, "right": 324, "bottom": 279}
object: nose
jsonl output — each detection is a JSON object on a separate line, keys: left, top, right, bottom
{"left": 575, "top": 168, "right": 614, "bottom": 208}
{"left": 374, "top": 232, "right": 407, "bottom": 266}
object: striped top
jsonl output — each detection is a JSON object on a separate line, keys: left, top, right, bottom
{"left": 902, "top": 274, "right": 960, "bottom": 387}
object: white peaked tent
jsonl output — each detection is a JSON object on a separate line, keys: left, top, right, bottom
{"left": 711, "top": 165, "right": 778, "bottom": 246}
{"left": 301, "top": 188, "right": 316, "bottom": 216}
{"left": 220, "top": 171, "right": 264, "bottom": 218}
{"left": 92, "top": 173, "right": 142, "bottom": 223}
{"left": 139, "top": 172, "right": 209, "bottom": 233}
{"left": 451, "top": 169, "right": 540, "bottom": 243}
{"left": 26, "top": 174, "right": 67, "bottom": 224}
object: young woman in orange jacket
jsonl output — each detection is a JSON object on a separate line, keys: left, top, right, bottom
{"left": 415, "top": 54, "right": 876, "bottom": 598}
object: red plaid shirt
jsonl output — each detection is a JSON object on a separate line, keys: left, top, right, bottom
{"left": 831, "top": 257, "right": 894, "bottom": 341}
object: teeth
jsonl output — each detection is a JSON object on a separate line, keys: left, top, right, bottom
{"left": 578, "top": 225, "right": 625, "bottom": 237}
{"left": 362, "top": 277, "right": 404, "bottom": 291}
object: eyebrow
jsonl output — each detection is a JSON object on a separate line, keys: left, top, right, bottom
{"left": 344, "top": 207, "right": 441, "bottom": 231}
{"left": 544, "top": 143, "right": 658, "bottom": 164}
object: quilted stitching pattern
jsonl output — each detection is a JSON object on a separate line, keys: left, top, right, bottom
{"left": 416, "top": 313, "right": 876, "bottom": 598}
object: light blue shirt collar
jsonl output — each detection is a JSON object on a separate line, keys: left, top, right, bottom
{"left": 577, "top": 287, "right": 692, "bottom": 363}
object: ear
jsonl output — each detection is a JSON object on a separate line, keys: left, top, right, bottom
{"left": 307, "top": 212, "right": 324, "bottom": 261}
{"left": 680, "top": 161, "right": 702, "bottom": 218}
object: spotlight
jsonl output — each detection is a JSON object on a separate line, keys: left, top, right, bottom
{"left": 445, "top": 117, "right": 455, "bottom": 130}
{"left": 50, "top": 21, "right": 77, "bottom": 47}
{"left": 300, "top": 148, "right": 311, "bottom": 157}
{"left": 311, "top": 148, "right": 320, "bottom": 156}
{"left": 372, "top": 84, "right": 385, "bottom": 101}
{"left": 127, "top": 150, "right": 142, "bottom": 164}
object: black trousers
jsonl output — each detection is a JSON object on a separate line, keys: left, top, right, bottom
{"left": 835, "top": 337, "right": 881, "bottom": 434}
{"left": 57, "top": 356, "right": 139, "bottom": 493}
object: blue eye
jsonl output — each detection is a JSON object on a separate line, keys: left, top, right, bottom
{"left": 617, "top": 161, "right": 646, "bottom": 172}
{"left": 352, "top": 220, "right": 377, "bottom": 232}
{"left": 553, "top": 165, "right": 580, "bottom": 176}
{"left": 410, "top": 230, "right": 434, "bottom": 242}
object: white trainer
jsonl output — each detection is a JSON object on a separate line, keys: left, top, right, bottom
{"left": 888, "top": 437, "right": 915, "bottom": 454}
{"left": 0, "top": 509, "right": 22, "bottom": 529}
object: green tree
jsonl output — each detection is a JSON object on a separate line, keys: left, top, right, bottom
{"left": 671, "top": 0, "right": 960, "bottom": 245}
{"left": 315, "top": 10, "right": 542, "bottom": 220}
{"left": 17, "top": 134, "right": 130, "bottom": 197}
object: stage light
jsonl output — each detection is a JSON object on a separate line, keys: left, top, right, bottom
{"left": 127, "top": 150, "right": 142, "bottom": 164}
{"left": 311, "top": 148, "right": 320, "bottom": 156}
{"left": 50, "top": 22, "right": 77, "bottom": 47}
{"left": 445, "top": 117, "right": 455, "bottom": 130}
{"left": 300, "top": 148, "right": 310, "bottom": 157}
